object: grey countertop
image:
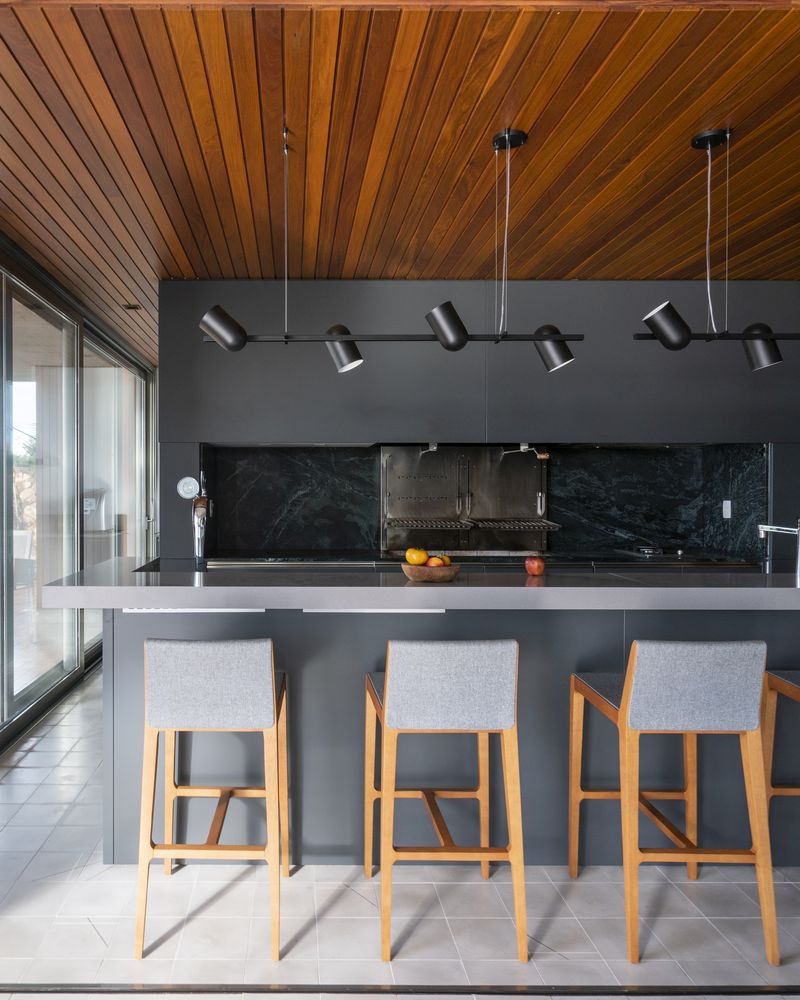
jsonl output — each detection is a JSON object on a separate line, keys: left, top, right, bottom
{"left": 41, "top": 557, "right": 800, "bottom": 612}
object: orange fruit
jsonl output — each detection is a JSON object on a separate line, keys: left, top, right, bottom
{"left": 426, "top": 556, "right": 445, "bottom": 567}
{"left": 405, "top": 547, "right": 429, "bottom": 566}
{"left": 439, "top": 554, "right": 452, "bottom": 566}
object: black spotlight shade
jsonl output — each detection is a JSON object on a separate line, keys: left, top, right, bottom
{"left": 425, "top": 301, "right": 469, "bottom": 351}
{"left": 534, "top": 324, "right": 575, "bottom": 373}
{"left": 743, "top": 322, "right": 783, "bottom": 372}
{"left": 326, "top": 324, "right": 364, "bottom": 373}
{"left": 199, "top": 305, "right": 248, "bottom": 351}
{"left": 642, "top": 300, "right": 692, "bottom": 351}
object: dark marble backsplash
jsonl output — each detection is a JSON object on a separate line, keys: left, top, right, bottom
{"left": 207, "top": 446, "right": 380, "bottom": 554}
{"left": 204, "top": 443, "right": 767, "bottom": 561}
{"left": 546, "top": 444, "right": 767, "bottom": 561}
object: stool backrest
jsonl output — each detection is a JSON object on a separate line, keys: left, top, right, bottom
{"left": 145, "top": 638, "right": 275, "bottom": 730}
{"left": 384, "top": 639, "right": 518, "bottom": 731}
{"left": 625, "top": 640, "right": 766, "bottom": 732}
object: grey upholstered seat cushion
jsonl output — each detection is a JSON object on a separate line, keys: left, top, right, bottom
{"left": 145, "top": 638, "right": 276, "bottom": 730}
{"left": 628, "top": 640, "right": 766, "bottom": 732}
{"left": 381, "top": 639, "right": 518, "bottom": 731}
{"left": 769, "top": 669, "right": 800, "bottom": 691}
{"left": 575, "top": 672, "right": 624, "bottom": 709}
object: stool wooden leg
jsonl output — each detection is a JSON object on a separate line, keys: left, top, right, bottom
{"left": 163, "top": 730, "right": 176, "bottom": 876}
{"left": 741, "top": 728, "right": 779, "bottom": 966}
{"left": 364, "top": 685, "right": 378, "bottom": 880}
{"left": 683, "top": 733, "right": 698, "bottom": 881}
{"left": 763, "top": 685, "right": 778, "bottom": 799}
{"left": 379, "top": 729, "right": 398, "bottom": 962}
{"left": 500, "top": 726, "right": 528, "bottom": 962}
{"left": 263, "top": 727, "right": 281, "bottom": 961}
{"left": 277, "top": 689, "right": 290, "bottom": 878}
{"left": 478, "top": 732, "right": 490, "bottom": 880}
{"left": 620, "top": 728, "right": 640, "bottom": 964}
{"left": 568, "top": 679, "right": 585, "bottom": 879}
{"left": 134, "top": 726, "right": 159, "bottom": 959}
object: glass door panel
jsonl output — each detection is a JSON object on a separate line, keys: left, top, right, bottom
{"left": 4, "top": 281, "right": 79, "bottom": 719}
{"left": 82, "top": 341, "right": 146, "bottom": 651}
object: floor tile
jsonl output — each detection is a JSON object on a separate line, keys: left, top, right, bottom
{"left": 492, "top": 865, "right": 552, "bottom": 883}
{"left": 315, "top": 882, "right": 379, "bottom": 919}
{"left": 496, "top": 882, "right": 572, "bottom": 919}
{"left": 646, "top": 916, "right": 743, "bottom": 960}
{"left": 0, "top": 882, "right": 71, "bottom": 917}
{"left": 0, "top": 804, "right": 21, "bottom": 826}
{"left": 0, "top": 786, "right": 34, "bottom": 805}
{"left": 386, "top": 882, "right": 443, "bottom": 920}
{"left": 606, "top": 958, "right": 692, "bottom": 985}
{"left": 636, "top": 881, "right": 705, "bottom": 918}
{"left": 747, "top": 955, "right": 800, "bottom": 985}
{"left": 535, "top": 958, "right": 618, "bottom": 985}
{"left": 425, "top": 864, "right": 489, "bottom": 883}
{"left": 7, "top": 804, "right": 69, "bottom": 827}
{"left": 463, "top": 959, "right": 543, "bottom": 984}
{"left": 246, "top": 959, "right": 319, "bottom": 984}
{"left": 390, "top": 959, "right": 469, "bottom": 985}
{"left": 176, "top": 914, "right": 252, "bottom": 962}
{"left": 742, "top": 882, "right": 800, "bottom": 918}
{"left": 58, "top": 881, "right": 132, "bottom": 918}
{"left": 170, "top": 959, "right": 245, "bottom": 984}
{"left": 435, "top": 883, "right": 507, "bottom": 919}
{"left": 0, "top": 827, "right": 51, "bottom": 853}
{"left": 249, "top": 917, "right": 318, "bottom": 960}
{"left": 526, "top": 916, "right": 598, "bottom": 960}
{"left": 16, "top": 752, "right": 68, "bottom": 769}
{"left": 0, "top": 768, "right": 53, "bottom": 785}
{"left": 677, "top": 881, "right": 762, "bottom": 918}
{"left": 22, "top": 957, "right": 102, "bottom": 982}
{"left": 96, "top": 958, "right": 174, "bottom": 983}
{"left": 554, "top": 882, "right": 625, "bottom": 919}
{"left": 105, "top": 916, "right": 183, "bottom": 960}
{"left": 317, "top": 959, "right": 393, "bottom": 985}
{"left": 0, "top": 852, "right": 35, "bottom": 881}
{"left": 17, "top": 852, "right": 85, "bottom": 883}
{"left": 679, "top": 958, "right": 767, "bottom": 985}
{"left": 712, "top": 917, "right": 800, "bottom": 962}
{"left": 579, "top": 917, "right": 669, "bottom": 960}
{"left": 449, "top": 917, "right": 525, "bottom": 962}
{"left": 392, "top": 916, "right": 462, "bottom": 961}
{"left": 316, "top": 917, "right": 382, "bottom": 960}
{"left": 188, "top": 879, "right": 256, "bottom": 919}
{"left": 23, "top": 785, "right": 82, "bottom": 806}
{"left": 35, "top": 917, "right": 115, "bottom": 959}
{"left": 60, "top": 802, "right": 103, "bottom": 826}
{"left": 0, "top": 917, "right": 54, "bottom": 958}
{"left": 40, "top": 825, "right": 101, "bottom": 853}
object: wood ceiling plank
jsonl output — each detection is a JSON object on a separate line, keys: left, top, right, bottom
{"left": 98, "top": 6, "right": 223, "bottom": 276}
{"left": 354, "top": 7, "right": 463, "bottom": 276}
{"left": 164, "top": 6, "right": 251, "bottom": 277}
{"left": 194, "top": 7, "right": 262, "bottom": 277}
{"left": 446, "top": 8, "right": 699, "bottom": 281}
{"left": 254, "top": 7, "right": 285, "bottom": 278}
{"left": 132, "top": 7, "right": 236, "bottom": 276}
{"left": 365, "top": 7, "right": 513, "bottom": 278}
{"left": 0, "top": 196, "right": 157, "bottom": 358}
{"left": 340, "top": 8, "right": 428, "bottom": 277}
{"left": 283, "top": 8, "right": 311, "bottom": 276}
{"left": 0, "top": 76, "right": 160, "bottom": 315}
{"left": 302, "top": 7, "right": 340, "bottom": 275}
{"left": 20, "top": 4, "right": 196, "bottom": 278}
{"left": 386, "top": 12, "right": 547, "bottom": 275}
{"left": 327, "top": 8, "right": 400, "bottom": 276}
{"left": 522, "top": 9, "right": 794, "bottom": 277}
{"left": 314, "top": 7, "right": 370, "bottom": 276}
{"left": 65, "top": 6, "right": 214, "bottom": 280}
{"left": 0, "top": 116, "right": 158, "bottom": 326}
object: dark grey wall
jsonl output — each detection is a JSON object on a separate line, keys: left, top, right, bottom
{"left": 160, "top": 279, "right": 800, "bottom": 445}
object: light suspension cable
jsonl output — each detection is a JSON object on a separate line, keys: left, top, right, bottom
{"left": 283, "top": 124, "right": 289, "bottom": 339}
{"left": 705, "top": 144, "right": 717, "bottom": 335}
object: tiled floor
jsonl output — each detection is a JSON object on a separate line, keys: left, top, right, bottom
{"left": 1, "top": 669, "right": 800, "bottom": 999}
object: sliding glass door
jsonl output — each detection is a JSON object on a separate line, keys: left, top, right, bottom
{"left": 2, "top": 277, "right": 80, "bottom": 721}
{"left": 81, "top": 339, "right": 147, "bottom": 652}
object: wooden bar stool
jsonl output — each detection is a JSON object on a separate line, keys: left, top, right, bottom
{"left": 569, "top": 640, "right": 778, "bottom": 965}
{"left": 364, "top": 639, "right": 527, "bottom": 963}
{"left": 135, "top": 638, "right": 289, "bottom": 960}
{"left": 764, "top": 670, "right": 800, "bottom": 800}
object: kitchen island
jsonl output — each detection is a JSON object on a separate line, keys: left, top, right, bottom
{"left": 45, "top": 558, "right": 800, "bottom": 865}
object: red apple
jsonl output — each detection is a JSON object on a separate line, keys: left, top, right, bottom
{"left": 525, "top": 556, "right": 545, "bottom": 576}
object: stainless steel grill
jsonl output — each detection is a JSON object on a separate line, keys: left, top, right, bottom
{"left": 471, "top": 517, "right": 560, "bottom": 532}
{"left": 386, "top": 517, "right": 473, "bottom": 530}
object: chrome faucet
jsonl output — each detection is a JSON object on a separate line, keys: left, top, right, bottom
{"left": 758, "top": 519, "right": 800, "bottom": 586}
{"left": 192, "top": 475, "right": 210, "bottom": 567}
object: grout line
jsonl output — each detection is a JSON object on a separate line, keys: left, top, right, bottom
{"left": 431, "top": 880, "right": 470, "bottom": 985}
{"left": 550, "top": 880, "right": 621, "bottom": 985}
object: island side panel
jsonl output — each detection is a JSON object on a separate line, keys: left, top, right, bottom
{"left": 109, "top": 607, "right": 800, "bottom": 865}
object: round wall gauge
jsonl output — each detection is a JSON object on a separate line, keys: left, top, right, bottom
{"left": 177, "top": 476, "right": 200, "bottom": 500}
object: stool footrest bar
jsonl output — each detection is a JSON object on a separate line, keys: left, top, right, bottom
{"left": 174, "top": 785, "right": 267, "bottom": 798}
{"left": 639, "top": 847, "right": 755, "bottom": 863}
{"left": 151, "top": 844, "right": 267, "bottom": 860}
{"left": 394, "top": 847, "right": 509, "bottom": 861}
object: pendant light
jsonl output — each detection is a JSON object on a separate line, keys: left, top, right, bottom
{"left": 326, "top": 324, "right": 363, "bottom": 372}
{"left": 638, "top": 128, "right": 785, "bottom": 371}
{"left": 199, "top": 305, "right": 248, "bottom": 352}
{"left": 425, "top": 301, "right": 469, "bottom": 351}
{"left": 534, "top": 324, "right": 575, "bottom": 372}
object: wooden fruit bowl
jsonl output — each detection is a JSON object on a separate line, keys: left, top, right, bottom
{"left": 401, "top": 563, "right": 461, "bottom": 583}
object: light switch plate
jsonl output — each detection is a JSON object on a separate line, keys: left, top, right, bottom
{"left": 722, "top": 499, "right": 732, "bottom": 519}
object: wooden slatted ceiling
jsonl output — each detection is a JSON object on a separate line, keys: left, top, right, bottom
{"left": 0, "top": 6, "right": 799, "bottom": 364}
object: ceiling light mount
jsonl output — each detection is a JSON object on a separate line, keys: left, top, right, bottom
{"left": 690, "top": 128, "right": 730, "bottom": 151}
{"left": 492, "top": 128, "right": 528, "bottom": 151}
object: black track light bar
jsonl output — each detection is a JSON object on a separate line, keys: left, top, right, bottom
{"left": 634, "top": 332, "right": 800, "bottom": 342}
{"left": 203, "top": 333, "right": 584, "bottom": 345}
